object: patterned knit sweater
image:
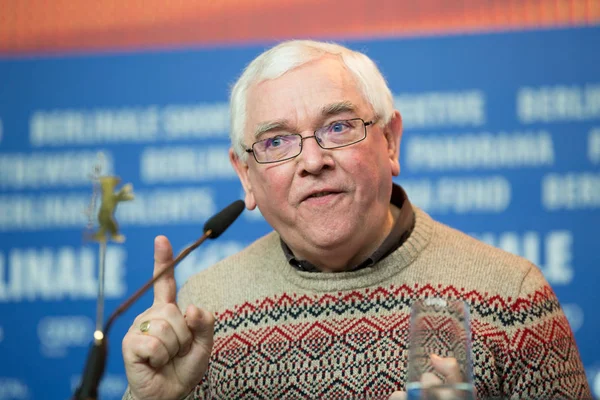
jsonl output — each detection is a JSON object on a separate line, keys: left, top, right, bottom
{"left": 126, "top": 208, "right": 591, "bottom": 399}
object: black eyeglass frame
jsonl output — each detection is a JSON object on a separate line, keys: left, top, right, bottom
{"left": 245, "top": 117, "right": 376, "bottom": 164}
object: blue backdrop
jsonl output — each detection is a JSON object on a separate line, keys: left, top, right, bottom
{"left": 0, "top": 27, "right": 599, "bottom": 399}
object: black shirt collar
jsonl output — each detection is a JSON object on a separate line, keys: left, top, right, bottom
{"left": 280, "top": 183, "right": 415, "bottom": 272}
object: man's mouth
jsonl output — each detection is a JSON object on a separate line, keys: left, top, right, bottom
{"left": 302, "top": 190, "right": 343, "bottom": 203}
{"left": 309, "top": 191, "right": 335, "bottom": 198}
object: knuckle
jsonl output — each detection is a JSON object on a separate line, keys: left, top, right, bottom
{"left": 151, "top": 354, "right": 169, "bottom": 369}
{"left": 122, "top": 332, "right": 133, "bottom": 346}
{"left": 147, "top": 342, "right": 170, "bottom": 367}
{"left": 153, "top": 319, "right": 170, "bottom": 336}
{"left": 122, "top": 335, "right": 133, "bottom": 354}
{"left": 146, "top": 336, "right": 163, "bottom": 354}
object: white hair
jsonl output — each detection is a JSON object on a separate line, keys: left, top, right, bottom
{"left": 229, "top": 40, "right": 395, "bottom": 159}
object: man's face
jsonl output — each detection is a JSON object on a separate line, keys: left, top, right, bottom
{"left": 231, "top": 56, "right": 402, "bottom": 271}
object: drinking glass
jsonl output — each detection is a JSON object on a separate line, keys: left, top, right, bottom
{"left": 406, "top": 298, "right": 474, "bottom": 400}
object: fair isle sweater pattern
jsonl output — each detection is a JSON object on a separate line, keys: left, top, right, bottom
{"left": 175, "top": 208, "right": 591, "bottom": 400}
{"left": 193, "top": 284, "right": 587, "bottom": 399}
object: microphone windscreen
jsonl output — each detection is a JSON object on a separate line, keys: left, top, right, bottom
{"left": 203, "top": 199, "right": 245, "bottom": 238}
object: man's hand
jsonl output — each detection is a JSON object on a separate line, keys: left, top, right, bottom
{"left": 389, "top": 354, "right": 468, "bottom": 400}
{"left": 122, "top": 235, "right": 215, "bottom": 400}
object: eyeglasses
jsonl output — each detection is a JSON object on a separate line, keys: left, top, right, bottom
{"left": 245, "top": 118, "right": 376, "bottom": 164}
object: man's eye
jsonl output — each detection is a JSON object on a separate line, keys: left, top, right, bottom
{"left": 264, "top": 136, "right": 285, "bottom": 148}
{"left": 265, "top": 137, "right": 282, "bottom": 147}
{"left": 329, "top": 121, "right": 351, "bottom": 133}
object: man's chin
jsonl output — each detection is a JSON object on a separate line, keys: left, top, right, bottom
{"left": 302, "top": 227, "right": 357, "bottom": 252}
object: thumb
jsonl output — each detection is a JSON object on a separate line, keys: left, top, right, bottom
{"left": 185, "top": 304, "right": 215, "bottom": 344}
{"left": 171, "top": 304, "right": 215, "bottom": 392}
{"left": 430, "top": 354, "right": 463, "bottom": 384}
{"left": 178, "top": 304, "right": 214, "bottom": 365}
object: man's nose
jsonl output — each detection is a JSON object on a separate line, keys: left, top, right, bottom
{"left": 299, "top": 134, "right": 322, "bottom": 147}
{"left": 297, "top": 134, "right": 333, "bottom": 174}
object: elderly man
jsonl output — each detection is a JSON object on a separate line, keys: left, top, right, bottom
{"left": 122, "top": 40, "right": 591, "bottom": 399}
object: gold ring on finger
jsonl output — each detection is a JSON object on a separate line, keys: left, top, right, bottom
{"left": 139, "top": 320, "right": 151, "bottom": 334}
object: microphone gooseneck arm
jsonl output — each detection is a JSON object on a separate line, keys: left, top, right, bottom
{"left": 104, "top": 230, "right": 212, "bottom": 335}
{"left": 105, "top": 199, "right": 245, "bottom": 333}
{"left": 74, "top": 231, "right": 212, "bottom": 400}
{"left": 73, "top": 199, "right": 245, "bottom": 400}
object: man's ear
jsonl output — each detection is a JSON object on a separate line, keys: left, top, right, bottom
{"left": 229, "top": 148, "right": 257, "bottom": 210}
{"left": 384, "top": 110, "right": 403, "bottom": 177}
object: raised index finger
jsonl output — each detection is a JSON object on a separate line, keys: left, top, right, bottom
{"left": 152, "top": 235, "right": 177, "bottom": 305}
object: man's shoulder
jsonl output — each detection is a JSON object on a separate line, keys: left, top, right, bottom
{"left": 436, "top": 219, "right": 533, "bottom": 267}
{"left": 420, "top": 211, "right": 538, "bottom": 287}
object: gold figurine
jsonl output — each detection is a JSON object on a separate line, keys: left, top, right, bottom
{"left": 79, "top": 153, "right": 136, "bottom": 392}
{"left": 90, "top": 176, "right": 135, "bottom": 243}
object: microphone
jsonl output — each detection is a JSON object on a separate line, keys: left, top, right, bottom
{"left": 204, "top": 199, "right": 245, "bottom": 238}
{"left": 73, "top": 199, "right": 245, "bottom": 400}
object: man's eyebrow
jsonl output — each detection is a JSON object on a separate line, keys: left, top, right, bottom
{"left": 253, "top": 102, "right": 356, "bottom": 138}
{"left": 254, "top": 120, "right": 291, "bottom": 138}
{"left": 321, "top": 101, "right": 356, "bottom": 117}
